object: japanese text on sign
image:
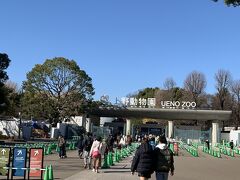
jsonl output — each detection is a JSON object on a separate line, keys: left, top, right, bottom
{"left": 121, "top": 97, "right": 156, "bottom": 108}
{"left": 12, "top": 148, "right": 27, "bottom": 177}
{"left": 29, "top": 149, "right": 43, "bottom": 177}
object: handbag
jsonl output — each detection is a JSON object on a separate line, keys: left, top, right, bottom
{"left": 92, "top": 143, "right": 101, "bottom": 158}
{"left": 92, "top": 149, "right": 100, "bottom": 158}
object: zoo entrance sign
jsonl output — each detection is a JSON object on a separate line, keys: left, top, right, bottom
{"left": 121, "top": 97, "right": 196, "bottom": 109}
{"left": 160, "top": 101, "right": 196, "bottom": 109}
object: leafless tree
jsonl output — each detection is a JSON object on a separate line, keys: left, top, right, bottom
{"left": 5, "top": 81, "right": 19, "bottom": 93}
{"left": 215, "top": 69, "right": 232, "bottom": 110}
{"left": 184, "top": 71, "right": 207, "bottom": 104}
{"left": 163, "top": 77, "right": 176, "bottom": 91}
{"left": 231, "top": 80, "right": 240, "bottom": 128}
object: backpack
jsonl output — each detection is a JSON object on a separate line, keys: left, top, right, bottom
{"left": 155, "top": 148, "right": 172, "bottom": 172}
{"left": 83, "top": 137, "right": 92, "bottom": 151}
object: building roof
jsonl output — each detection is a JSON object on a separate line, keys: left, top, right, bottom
{"left": 90, "top": 107, "right": 232, "bottom": 121}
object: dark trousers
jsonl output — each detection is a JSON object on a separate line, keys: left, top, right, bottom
{"left": 59, "top": 146, "right": 66, "bottom": 157}
{"left": 156, "top": 172, "right": 169, "bottom": 180}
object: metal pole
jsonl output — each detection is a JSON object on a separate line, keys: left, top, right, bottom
{"left": 18, "top": 112, "right": 22, "bottom": 139}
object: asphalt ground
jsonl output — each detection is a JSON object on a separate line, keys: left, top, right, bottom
{"left": 65, "top": 148, "right": 240, "bottom": 180}
{"left": 3, "top": 147, "right": 240, "bottom": 180}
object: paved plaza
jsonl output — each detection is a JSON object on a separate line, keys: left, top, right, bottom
{"left": 41, "top": 148, "right": 240, "bottom": 180}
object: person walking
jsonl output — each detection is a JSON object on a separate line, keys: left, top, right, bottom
{"left": 148, "top": 134, "right": 156, "bottom": 150}
{"left": 230, "top": 140, "right": 234, "bottom": 150}
{"left": 82, "top": 132, "right": 93, "bottom": 169}
{"left": 119, "top": 135, "right": 126, "bottom": 148}
{"left": 58, "top": 135, "right": 66, "bottom": 159}
{"left": 205, "top": 139, "right": 210, "bottom": 150}
{"left": 77, "top": 134, "right": 84, "bottom": 158}
{"left": 90, "top": 136, "right": 103, "bottom": 173}
{"left": 126, "top": 135, "right": 133, "bottom": 147}
{"left": 101, "top": 138, "right": 108, "bottom": 158}
{"left": 154, "top": 136, "right": 174, "bottom": 180}
{"left": 106, "top": 134, "right": 114, "bottom": 152}
{"left": 131, "top": 137, "right": 154, "bottom": 180}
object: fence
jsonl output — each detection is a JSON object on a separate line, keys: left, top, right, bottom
{"left": 92, "top": 125, "right": 112, "bottom": 139}
{"left": 174, "top": 127, "right": 214, "bottom": 143}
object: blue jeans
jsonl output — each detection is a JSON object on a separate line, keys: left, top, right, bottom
{"left": 156, "top": 172, "right": 169, "bottom": 180}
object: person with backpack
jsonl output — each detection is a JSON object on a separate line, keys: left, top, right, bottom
{"left": 131, "top": 137, "right": 154, "bottom": 180}
{"left": 82, "top": 132, "right": 93, "bottom": 169}
{"left": 154, "top": 136, "right": 174, "bottom": 180}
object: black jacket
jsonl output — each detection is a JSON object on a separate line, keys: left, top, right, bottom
{"left": 83, "top": 136, "right": 93, "bottom": 152}
{"left": 131, "top": 142, "right": 154, "bottom": 174}
{"left": 154, "top": 145, "right": 174, "bottom": 173}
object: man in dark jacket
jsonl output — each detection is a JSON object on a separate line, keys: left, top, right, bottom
{"left": 154, "top": 136, "right": 174, "bottom": 180}
{"left": 205, "top": 139, "right": 210, "bottom": 150}
{"left": 230, "top": 140, "right": 234, "bottom": 150}
{"left": 106, "top": 134, "right": 114, "bottom": 152}
{"left": 82, "top": 132, "right": 93, "bottom": 169}
{"left": 77, "top": 134, "right": 84, "bottom": 158}
{"left": 131, "top": 138, "right": 154, "bottom": 180}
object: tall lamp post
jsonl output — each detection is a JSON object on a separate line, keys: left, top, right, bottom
{"left": 18, "top": 112, "right": 22, "bottom": 139}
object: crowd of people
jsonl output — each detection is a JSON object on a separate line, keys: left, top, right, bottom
{"left": 74, "top": 132, "right": 133, "bottom": 173}
{"left": 58, "top": 133, "right": 174, "bottom": 180}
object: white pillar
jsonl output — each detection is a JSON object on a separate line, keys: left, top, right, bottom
{"left": 168, "top": 121, "right": 174, "bottom": 139}
{"left": 86, "top": 118, "right": 92, "bottom": 133}
{"left": 126, "top": 119, "right": 131, "bottom": 135}
{"left": 212, "top": 122, "right": 219, "bottom": 146}
{"left": 57, "top": 123, "right": 61, "bottom": 129}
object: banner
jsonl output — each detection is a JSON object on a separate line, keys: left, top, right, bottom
{"left": 0, "top": 147, "right": 10, "bottom": 177}
{"left": 12, "top": 148, "right": 27, "bottom": 177}
{"left": 29, "top": 148, "right": 43, "bottom": 178}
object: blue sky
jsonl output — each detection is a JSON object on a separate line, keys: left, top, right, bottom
{"left": 1, "top": 0, "right": 240, "bottom": 102}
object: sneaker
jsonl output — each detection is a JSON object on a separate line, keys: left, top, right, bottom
{"left": 88, "top": 165, "right": 91, "bottom": 170}
{"left": 84, "top": 164, "right": 87, "bottom": 169}
{"left": 96, "top": 170, "right": 99, "bottom": 173}
{"left": 92, "top": 169, "right": 96, "bottom": 172}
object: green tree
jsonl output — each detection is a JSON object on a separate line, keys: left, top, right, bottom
{"left": 0, "top": 53, "right": 11, "bottom": 85}
{"left": 0, "top": 53, "right": 11, "bottom": 113}
{"left": 22, "top": 57, "right": 94, "bottom": 125}
{"left": 213, "top": 0, "right": 240, "bottom": 6}
{"left": 136, "top": 87, "right": 160, "bottom": 99}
